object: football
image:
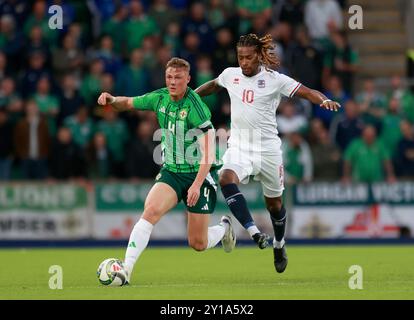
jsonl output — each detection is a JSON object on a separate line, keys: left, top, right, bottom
{"left": 97, "top": 258, "right": 128, "bottom": 286}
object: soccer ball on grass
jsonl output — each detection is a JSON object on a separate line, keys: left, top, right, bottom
{"left": 97, "top": 258, "right": 128, "bottom": 286}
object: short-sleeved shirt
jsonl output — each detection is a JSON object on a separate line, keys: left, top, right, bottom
{"left": 344, "top": 138, "right": 390, "bottom": 182}
{"left": 132, "top": 87, "right": 215, "bottom": 173}
{"left": 218, "top": 66, "right": 301, "bottom": 154}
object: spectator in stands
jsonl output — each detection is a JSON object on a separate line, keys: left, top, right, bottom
{"left": 116, "top": 48, "right": 148, "bottom": 97}
{"left": 213, "top": 28, "right": 237, "bottom": 76}
{"left": 277, "top": 100, "right": 308, "bottom": 137}
{"left": 307, "top": 117, "right": 326, "bottom": 146}
{"left": 23, "top": 0, "right": 58, "bottom": 48}
{"left": 23, "top": 25, "right": 50, "bottom": 67}
{"left": 343, "top": 125, "right": 396, "bottom": 183}
{"left": 101, "top": 4, "right": 128, "bottom": 56}
{"left": 181, "top": 2, "right": 215, "bottom": 54}
{"left": 49, "top": 127, "right": 86, "bottom": 180}
{"left": 285, "top": 25, "right": 323, "bottom": 90}
{"left": 269, "top": 21, "right": 293, "bottom": 63}
{"left": 0, "top": 51, "right": 10, "bottom": 82}
{"left": 311, "top": 126, "right": 341, "bottom": 181}
{"left": 126, "top": 120, "right": 159, "bottom": 179}
{"left": 100, "top": 73, "right": 114, "bottom": 94}
{"left": 163, "top": 21, "right": 182, "bottom": 55}
{"left": 87, "top": 132, "right": 113, "bottom": 179}
{"left": 356, "top": 79, "right": 387, "bottom": 132}
{"left": 0, "top": 0, "right": 30, "bottom": 23}
{"left": 380, "top": 97, "right": 403, "bottom": 158}
{"left": 33, "top": 76, "right": 59, "bottom": 135}
{"left": 177, "top": 32, "right": 201, "bottom": 84}
{"left": 96, "top": 109, "right": 129, "bottom": 178}
{"left": 317, "top": 75, "right": 350, "bottom": 127}
{"left": 0, "top": 77, "right": 23, "bottom": 117}
{"left": 322, "top": 30, "right": 358, "bottom": 94}
{"left": 206, "top": 0, "right": 227, "bottom": 30}
{"left": 64, "top": 106, "right": 95, "bottom": 149}
{"left": 394, "top": 120, "right": 414, "bottom": 179}
{"left": 80, "top": 58, "right": 104, "bottom": 107}
{"left": 149, "top": 45, "right": 172, "bottom": 90}
{"left": 386, "top": 75, "right": 414, "bottom": 123}
{"left": 282, "top": 132, "right": 313, "bottom": 184}
{"left": 125, "top": 0, "right": 159, "bottom": 52}
{"left": 278, "top": 0, "right": 305, "bottom": 26}
{"left": 52, "top": 33, "right": 84, "bottom": 81}
{"left": 247, "top": 12, "right": 271, "bottom": 38}
{"left": 19, "top": 51, "right": 50, "bottom": 98}
{"left": 0, "top": 108, "right": 13, "bottom": 180}
{"left": 329, "top": 99, "right": 364, "bottom": 151}
{"left": 304, "top": 0, "right": 343, "bottom": 49}
{"left": 0, "top": 14, "right": 23, "bottom": 71}
{"left": 57, "top": 73, "right": 84, "bottom": 126}
{"left": 14, "top": 100, "right": 50, "bottom": 180}
{"left": 88, "top": 35, "right": 122, "bottom": 78}
{"left": 236, "top": 0, "right": 272, "bottom": 35}
{"left": 148, "top": 0, "right": 179, "bottom": 34}
{"left": 195, "top": 55, "right": 217, "bottom": 111}
{"left": 141, "top": 36, "right": 158, "bottom": 70}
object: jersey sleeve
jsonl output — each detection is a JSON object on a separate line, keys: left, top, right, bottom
{"left": 187, "top": 94, "right": 213, "bottom": 129}
{"left": 132, "top": 91, "right": 160, "bottom": 111}
{"left": 276, "top": 73, "right": 302, "bottom": 98}
{"left": 217, "top": 68, "right": 230, "bottom": 89}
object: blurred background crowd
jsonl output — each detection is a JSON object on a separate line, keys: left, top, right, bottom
{"left": 0, "top": 0, "right": 413, "bottom": 184}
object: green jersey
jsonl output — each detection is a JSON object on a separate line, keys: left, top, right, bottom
{"left": 132, "top": 87, "right": 216, "bottom": 173}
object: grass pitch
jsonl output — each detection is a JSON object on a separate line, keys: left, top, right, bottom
{"left": 1, "top": 245, "right": 413, "bottom": 300}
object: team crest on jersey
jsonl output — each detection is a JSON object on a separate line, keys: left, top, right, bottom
{"left": 257, "top": 79, "right": 265, "bottom": 88}
{"left": 179, "top": 109, "right": 188, "bottom": 120}
{"left": 233, "top": 78, "right": 239, "bottom": 84}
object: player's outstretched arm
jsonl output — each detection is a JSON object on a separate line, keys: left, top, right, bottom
{"left": 195, "top": 79, "right": 222, "bottom": 97}
{"left": 97, "top": 92, "right": 134, "bottom": 112}
{"left": 294, "top": 85, "right": 341, "bottom": 112}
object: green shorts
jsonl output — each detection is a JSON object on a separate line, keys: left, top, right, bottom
{"left": 155, "top": 167, "right": 218, "bottom": 214}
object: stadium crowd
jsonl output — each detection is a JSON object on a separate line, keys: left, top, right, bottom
{"left": 0, "top": 0, "right": 413, "bottom": 183}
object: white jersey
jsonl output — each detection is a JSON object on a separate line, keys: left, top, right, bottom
{"left": 218, "top": 66, "right": 301, "bottom": 154}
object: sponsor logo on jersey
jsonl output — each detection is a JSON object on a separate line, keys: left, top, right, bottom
{"left": 202, "top": 203, "right": 209, "bottom": 211}
{"left": 159, "top": 106, "right": 166, "bottom": 113}
{"left": 179, "top": 109, "right": 188, "bottom": 120}
{"left": 233, "top": 78, "right": 239, "bottom": 84}
{"left": 258, "top": 79, "right": 265, "bottom": 88}
{"left": 169, "top": 111, "right": 176, "bottom": 117}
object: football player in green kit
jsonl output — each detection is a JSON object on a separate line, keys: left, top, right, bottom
{"left": 97, "top": 58, "right": 236, "bottom": 284}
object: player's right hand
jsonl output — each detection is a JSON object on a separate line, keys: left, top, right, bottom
{"left": 97, "top": 92, "right": 114, "bottom": 105}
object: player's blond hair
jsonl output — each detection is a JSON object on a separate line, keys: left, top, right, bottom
{"left": 237, "top": 33, "right": 279, "bottom": 68}
{"left": 166, "top": 57, "right": 191, "bottom": 73}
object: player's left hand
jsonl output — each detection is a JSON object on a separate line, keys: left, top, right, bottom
{"left": 187, "top": 183, "right": 201, "bottom": 207}
{"left": 320, "top": 100, "right": 341, "bottom": 112}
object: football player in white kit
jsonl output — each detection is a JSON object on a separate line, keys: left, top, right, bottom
{"left": 195, "top": 34, "right": 340, "bottom": 273}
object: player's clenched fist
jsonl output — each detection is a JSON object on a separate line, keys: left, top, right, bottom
{"left": 97, "top": 92, "right": 116, "bottom": 105}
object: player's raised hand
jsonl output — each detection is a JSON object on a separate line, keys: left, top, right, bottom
{"left": 320, "top": 99, "right": 341, "bottom": 112}
{"left": 97, "top": 92, "right": 115, "bottom": 106}
{"left": 187, "top": 183, "right": 201, "bottom": 207}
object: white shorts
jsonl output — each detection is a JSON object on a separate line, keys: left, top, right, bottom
{"left": 219, "top": 147, "right": 284, "bottom": 198}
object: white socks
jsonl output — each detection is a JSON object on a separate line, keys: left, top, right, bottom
{"left": 247, "top": 225, "right": 260, "bottom": 237}
{"left": 273, "top": 237, "right": 285, "bottom": 249}
{"left": 124, "top": 218, "right": 154, "bottom": 272}
{"left": 207, "top": 224, "right": 226, "bottom": 249}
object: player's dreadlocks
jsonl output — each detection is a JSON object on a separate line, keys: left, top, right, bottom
{"left": 237, "top": 33, "right": 279, "bottom": 68}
